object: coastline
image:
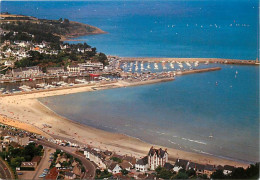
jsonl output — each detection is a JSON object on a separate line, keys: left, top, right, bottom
{"left": 60, "top": 21, "right": 107, "bottom": 41}
{"left": 0, "top": 78, "right": 251, "bottom": 168}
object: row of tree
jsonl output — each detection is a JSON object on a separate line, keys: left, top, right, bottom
{"left": 154, "top": 163, "right": 259, "bottom": 179}
{"left": 0, "top": 142, "right": 43, "bottom": 168}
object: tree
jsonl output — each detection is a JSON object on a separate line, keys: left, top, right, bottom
{"left": 96, "top": 169, "right": 101, "bottom": 175}
{"left": 231, "top": 167, "right": 247, "bottom": 179}
{"left": 174, "top": 171, "right": 189, "bottom": 179}
{"left": 246, "top": 163, "right": 259, "bottom": 179}
{"left": 156, "top": 166, "right": 174, "bottom": 179}
{"left": 121, "top": 169, "right": 129, "bottom": 176}
{"left": 10, "top": 157, "right": 25, "bottom": 168}
{"left": 110, "top": 157, "right": 122, "bottom": 163}
{"left": 186, "top": 168, "right": 196, "bottom": 177}
{"left": 211, "top": 169, "right": 225, "bottom": 179}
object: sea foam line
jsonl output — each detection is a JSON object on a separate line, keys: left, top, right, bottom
{"left": 181, "top": 137, "right": 207, "bottom": 145}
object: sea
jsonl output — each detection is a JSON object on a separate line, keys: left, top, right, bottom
{"left": 1, "top": 0, "right": 259, "bottom": 163}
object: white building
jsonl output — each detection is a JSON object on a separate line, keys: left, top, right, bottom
{"left": 108, "top": 163, "right": 122, "bottom": 174}
{"left": 223, "top": 165, "right": 235, "bottom": 175}
{"left": 79, "top": 61, "right": 103, "bottom": 70}
{"left": 135, "top": 156, "right": 148, "bottom": 172}
{"left": 148, "top": 147, "right": 168, "bottom": 170}
{"left": 67, "top": 65, "right": 80, "bottom": 73}
{"left": 84, "top": 148, "right": 106, "bottom": 169}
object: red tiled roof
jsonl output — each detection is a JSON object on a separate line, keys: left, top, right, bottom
{"left": 45, "top": 167, "right": 59, "bottom": 180}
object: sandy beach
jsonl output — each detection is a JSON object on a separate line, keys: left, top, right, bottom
{"left": 0, "top": 80, "right": 250, "bottom": 168}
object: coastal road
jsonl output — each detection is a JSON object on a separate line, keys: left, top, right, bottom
{"left": 33, "top": 139, "right": 96, "bottom": 179}
{"left": 0, "top": 158, "right": 13, "bottom": 179}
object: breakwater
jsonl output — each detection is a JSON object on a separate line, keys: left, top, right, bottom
{"left": 119, "top": 57, "right": 259, "bottom": 65}
{"left": 176, "top": 67, "right": 221, "bottom": 75}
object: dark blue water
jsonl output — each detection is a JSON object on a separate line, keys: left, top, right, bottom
{"left": 2, "top": 1, "right": 259, "bottom": 162}
{"left": 1, "top": 0, "right": 258, "bottom": 59}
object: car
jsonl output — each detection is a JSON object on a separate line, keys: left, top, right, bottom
{"left": 4, "top": 167, "right": 7, "bottom": 170}
{"left": 17, "top": 172, "right": 23, "bottom": 175}
{"left": 39, "top": 174, "right": 45, "bottom": 178}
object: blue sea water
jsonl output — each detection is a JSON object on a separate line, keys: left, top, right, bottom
{"left": 1, "top": 0, "right": 258, "bottom": 59}
{"left": 1, "top": 1, "right": 259, "bottom": 162}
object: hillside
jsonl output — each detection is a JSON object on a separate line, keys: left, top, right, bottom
{"left": 0, "top": 13, "right": 106, "bottom": 41}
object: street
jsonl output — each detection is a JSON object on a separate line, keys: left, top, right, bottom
{"left": 33, "top": 139, "right": 96, "bottom": 179}
{"left": 0, "top": 158, "right": 13, "bottom": 179}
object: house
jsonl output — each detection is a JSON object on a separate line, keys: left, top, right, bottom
{"left": 135, "top": 156, "right": 148, "bottom": 172}
{"left": 187, "top": 162, "right": 205, "bottom": 175}
{"left": 164, "top": 162, "right": 174, "bottom": 171}
{"left": 78, "top": 61, "right": 104, "bottom": 72}
{"left": 148, "top": 146, "right": 168, "bottom": 170}
{"left": 20, "top": 162, "right": 37, "bottom": 170}
{"left": 12, "top": 66, "right": 42, "bottom": 78}
{"left": 83, "top": 148, "right": 106, "bottom": 169}
{"left": 122, "top": 155, "right": 136, "bottom": 166}
{"left": 204, "top": 164, "right": 215, "bottom": 178}
{"left": 45, "top": 167, "right": 59, "bottom": 180}
{"left": 13, "top": 136, "right": 29, "bottom": 146}
{"left": 104, "top": 150, "right": 112, "bottom": 156}
{"left": 46, "top": 67, "right": 65, "bottom": 75}
{"left": 55, "top": 163, "right": 61, "bottom": 168}
{"left": 223, "top": 165, "right": 235, "bottom": 175}
{"left": 119, "top": 161, "right": 132, "bottom": 171}
{"left": 71, "top": 160, "right": 78, "bottom": 167}
{"left": 216, "top": 165, "right": 224, "bottom": 171}
{"left": 73, "top": 164, "right": 81, "bottom": 176}
{"left": 67, "top": 65, "right": 80, "bottom": 73}
{"left": 136, "top": 173, "right": 156, "bottom": 179}
{"left": 65, "top": 172, "right": 76, "bottom": 179}
{"left": 108, "top": 163, "right": 122, "bottom": 174}
{"left": 31, "top": 156, "right": 41, "bottom": 165}
{"left": 173, "top": 159, "right": 189, "bottom": 172}
{"left": 4, "top": 61, "right": 12, "bottom": 66}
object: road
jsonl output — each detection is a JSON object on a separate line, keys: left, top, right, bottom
{"left": 0, "top": 158, "right": 13, "bottom": 179}
{"left": 32, "top": 148, "right": 55, "bottom": 179}
{"left": 33, "top": 139, "right": 96, "bottom": 179}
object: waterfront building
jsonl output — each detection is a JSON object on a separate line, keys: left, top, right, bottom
{"left": 119, "top": 161, "right": 133, "bottom": 171}
{"left": 187, "top": 162, "right": 205, "bottom": 175}
{"left": 135, "top": 156, "right": 148, "bottom": 172}
{"left": 83, "top": 148, "right": 106, "bottom": 169}
{"left": 164, "top": 162, "right": 174, "bottom": 171}
{"left": 78, "top": 61, "right": 104, "bottom": 72}
{"left": 67, "top": 65, "right": 80, "bottom": 73}
{"left": 12, "top": 66, "right": 42, "bottom": 78}
{"left": 108, "top": 163, "right": 122, "bottom": 174}
{"left": 173, "top": 159, "right": 189, "bottom": 172}
{"left": 46, "top": 67, "right": 65, "bottom": 75}
{"left": 223, "top": 165, "right": 235, "bottom": 175}
{"left": 148, "top": 146, "right": 168, "bottom": 170}
{"left": 204, "top": 164, "right": 215, "bottom": 178}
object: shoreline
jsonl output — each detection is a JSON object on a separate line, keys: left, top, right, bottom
{"left": 0, "top": 77, "right": 252, "bottom": 168}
